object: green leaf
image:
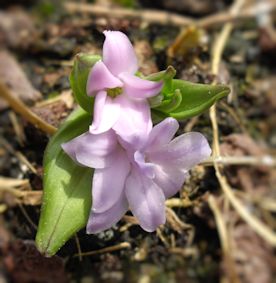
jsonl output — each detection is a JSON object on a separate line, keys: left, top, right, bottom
{"left": 145, "top": 65, "right": 176, "bottom": 83}
{"left": 70, "top": 53, "right": 101, "bottom": 114}
{"left": 155, "top": 79, "right": 230, "bottom": 120}
{"left": 36, "top": 107, "right": 93, "bottom": 256}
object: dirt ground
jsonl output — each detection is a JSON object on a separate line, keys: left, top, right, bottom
{"left": 0, "top": 0, "right": 275, "bottom": 282}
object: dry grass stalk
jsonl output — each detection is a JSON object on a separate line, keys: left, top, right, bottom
{"left": 165, "top": 197, "right": 193, "bottom": 208}
{"left": 18, "top": 203, "right": 37, "bottom": 230}
{"left": 208, "top": 0, "right": 246, "bottom": 281}
{"left": 0, "top": 176, "right": 42, "bottom": 206}
{"left": 0, "top": 82, "right": 57, "bottom": 135}
{"left": 0, "top": 137, "right": 37, "bottom": 174}
{"left": 201, "top": 155, "right": 276, "bottom": 167}
{"left": 74, "top": 242, "right": 131, "bottom": 257}
{"left": 0, "top": 177, "right": 29, "bottom": 189}
{"left": 74, "top": 234, "right": 83, "bottom": 262}
{"left": 208, "top": 0, "right": 276, "bottom": 245}
{"left": 9, "top": 111, "right": 26, "bottom": 146}
{"left": 64, "top": 1, "right": 276, "bottom": 29}
{"left": 214, "top": 164, "right": 276, "bottom": 246}
{"left": 156, "top": 227, "right": 171, "bottom": 248}
{"left": 208, "top": 195, "right": 240, "bottom": 283}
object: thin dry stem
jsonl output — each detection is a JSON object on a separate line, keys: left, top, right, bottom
{"left": 207, "top": 1, "right": 246, "bottom": 281}
{"left": 18, "top": 203, "right": 38, "bottom": 230}
{"left": 0, "top": 82, "right": 57, "bottom": 135}
{"left": 9, "top": 111, "right": 26, "bottom": 146}
{"left": 64, "top": 1, "right": 276, "bottom": 29}
{"left": 165, "top": 197, "right": 193, "bottom": 208}
{"left": 0, "top": 177, "right": 29, "bottom": 189}
{"left": 208, "top": 195, "right": 230, "bottom": 254}
{"left": 74, "top": 242, "right": 131, "bottom": 257}
{"left": 210, "top": 0, "right": 246, "bottom": 155}
{"left": 122, "top": 215, "right": 139, "bottom": 224}
{"left": 169, "top": 247, "right": 198, "bottom": 258}
{"left": 214, "top": 163, "right": 276, "bottom": 246}
{"left": 208, "top": 0, "right": 276, "bottom": 247}
{"left": 220, "top": 101, "right": 248, "bottom": 134}
{"left": 200, "top": 155, "right": 276, "bottom": 167}
{"left": 0, "top": 137, "right": 37, "bottom": 174}
{"left": 74, "top": 234, "right": 83, "bottom": 262}
{"left": 156, "top": 228, "right": 171, "bottom": 248}
{"left": 0, "top": 176, "right": 42, "bottom": 206}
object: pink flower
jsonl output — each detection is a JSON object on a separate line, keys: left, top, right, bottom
{"left": 86, "top": 31, "right": 163, "bottom": 144}
{"left": 62, "top": 118, "right": 211, "bottom": 233}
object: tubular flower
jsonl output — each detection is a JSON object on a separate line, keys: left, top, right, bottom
{"left": 86, "top": 31, "right": 163, "bottom": 143}
{"left": 62, "top": 118, "right": 211, "bottom": 233}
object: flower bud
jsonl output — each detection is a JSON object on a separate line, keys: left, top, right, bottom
{"left": 70, "top": 53, "right": 101, "bottom": 113}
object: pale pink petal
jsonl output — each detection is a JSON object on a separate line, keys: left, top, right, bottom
{"left": 61, "top": 130, "right": 117, "bottom": 168}
{"left": 148, "top": 132, "right": 212, "bottom": 171}
{"left": 145, "top": 117, "right": 179, "bottom": 151}
{"left": 86, "top": 193, "right": 128, "bottom": 234}
{"left": 86, "top": 61, "right": 123, "bottom": 96}
{"left": 153, "top": 165, "right": 188, "bottom": 198}
{"left": 103, "top": 30, "right": 138, "bottom": 76}
{"left": 119, "top": 73, "right": 163, "bottom": 99}
{"left": 134, "top": 151, "right": 155, "bottom": 178}
{"left": 113, "top": 94, "right": 152, "bottom": 147}
{"left": 125, "top": 170, "right": 166, "bottom": 232}
{"left": 90, "top": 90, "right": 106, "bottom": 130}
{"left": 90, "top": 91, "right": 121, "bottom": 134}
{"left": 92, "top": 148, "right": 130, "bottom": 213}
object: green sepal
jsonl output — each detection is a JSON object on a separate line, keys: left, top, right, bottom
{"left": 146, "top": 65, "right": 176, "bottom": 79}
{"left": 155, "top": 89, "right": 182, "bottom": 113}
{"left": 147, "top": 66, "right": 176, "bottom": 107}
{"left": 154, "top": 79, "right": 230, "bottom": 120}
{"left": 36, "top": 107, "right": 93, "bottom": 256}
{"left": 70, "top": 53, "right": 101, "bottom": 113}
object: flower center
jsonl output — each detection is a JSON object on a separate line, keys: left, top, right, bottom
{"left": 107, "top": 87, "right": 123, "bottom": 98}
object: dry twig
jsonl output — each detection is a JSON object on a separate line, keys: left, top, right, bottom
{"left": 64, "top": 1, "right": 276, "bottom": 29}
{"left": 200, "top": 155, "right": 276, "bottom": 167}
{"left": 74, "top": 234, "right": 83, "bottom": 262}
{"left": 0, "top": 137, "right": 37, "bottom": 174}
{"left": 9, "top": 111, "right": 26, "bottom": 146}
{"left": 208, "top": 0, "right": 276, "bottom": 250}
{"left": 208, "top": 195, "right": 241, "bottom": 282}
{"left": 214, "top": 165, "right": 276, "bottom": 246}
{"left": 18, "top": 202, "right": 38, "bottom": 230}
{"left": 207, "top": 1, "right": 246, "bottom": 281}
{"left": 0, "top": 176, "right": 42, "bottom": 206}
{"left": 0, "top": 82, "right": 57, "bottom": 135}
{"left": 74, "top": 242, "right": 131, "bottom": 257}
{"left": 208, "top": 195, "right": 230, "bottom": 254}
{"left": 165, "top": 197, "right": 193, "bottom": 208}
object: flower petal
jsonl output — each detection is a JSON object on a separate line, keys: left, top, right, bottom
{"left": 86, "top": 61, "right": 123, "bottom": 96}
{"left": 125, "top": 170, "right": 166, "bottom": 232}
{"left": 86, "top": 193, "right": 128, "bottom": 234}
{"left": 119, "top": 73, "right": 163, "bottom": 99}
{"left": 134, "top": 151, "right": 155, "bottom": 178}
{"left": 145, "top": 117, "right": 179, "bottom": 152}
{"left": 62, "top": 130, "right": 117, "bottom": 168}
{"left": 153, "top": 165, "right": 188, "bottom": 198}
{"left": 148, "top": 132, "right": 212, "bottom": 171}
{"left": 92, "top": 148, "right": 130, "bottom": 213}
{"left": 103, "top": 30, "right": 138, "bottom": 76}
{"left": 113, "top": 94, "right": 152, "bottom": 148}
{"left": 90, "top": 91, "right": 121, "bottom": 134}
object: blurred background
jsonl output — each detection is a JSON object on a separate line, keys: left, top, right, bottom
{"left": 0, "top": 0, "right": 275, "bottom": 283}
